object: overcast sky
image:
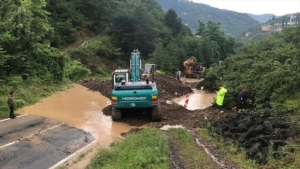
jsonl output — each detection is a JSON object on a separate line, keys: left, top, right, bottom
{"left": 191, "top": 0, "right": 300, "bottom": 16}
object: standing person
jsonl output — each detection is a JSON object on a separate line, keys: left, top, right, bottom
{"left": 236, "top": 88, "right": 247, "bottom": 110}
{"left": 176, "top": 69, "right": 181, "bottom": 81}
{"left": 215, "top": 85, "right": 227, "bottom": 113}
{"left": 7, "top": 91, "right": 15, "bottom": 119}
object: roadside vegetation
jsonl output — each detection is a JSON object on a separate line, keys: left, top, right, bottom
{"left": 200, "top": 24, "right": 300, "bottom": 112}
{"left": 86, "top": 128, "right": 170, "bottom": 169}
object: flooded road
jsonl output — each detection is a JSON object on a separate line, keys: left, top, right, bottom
{"left": 18, "top": 84, "right": 137, "bottom": 141}
{"left": 18, "top": 84, "right": 141, "bottom": 168}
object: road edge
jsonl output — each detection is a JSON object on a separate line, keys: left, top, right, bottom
{"left": 49, "top": 139, "right": 96, "bottom": 169}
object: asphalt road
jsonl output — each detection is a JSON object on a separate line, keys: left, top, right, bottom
{"left": 0, "top": 115, "right": 95, "bottom": 169}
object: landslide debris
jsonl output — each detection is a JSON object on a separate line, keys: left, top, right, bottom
{"left": 79, "top": 73, "right": 225, "bottom": 128}
{"left": 78, "top": 73, "right": 193, "bottom": 100}
{"left": 210, "top": 111, "right": 299, "bottom": 164}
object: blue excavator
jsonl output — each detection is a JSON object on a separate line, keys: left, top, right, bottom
{"left": 110, "top": 49, "right": 161, "bottom": 121}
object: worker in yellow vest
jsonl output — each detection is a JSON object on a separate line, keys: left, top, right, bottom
{"left": 216, "top": 84, "right": 227, "bottom": 113}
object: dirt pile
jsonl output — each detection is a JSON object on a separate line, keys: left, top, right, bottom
{"left": 211, "top": 111, "right": 299, "bottom": 164}
{"left": 78, "top": 73, "right": 193, "bottom": 100}
{"left": 153, "top": 74, "right": 193, "bottom": 99}
{"left": 78, "top": 78, "right": 112, "bottom": 98}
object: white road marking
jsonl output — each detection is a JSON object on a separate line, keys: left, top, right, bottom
{"left": 49, "top": 140, "right": 96, "bottom": 169}
{"left": 0, "top": 114, "right": 28, "bottom": 123}
{"left": 0, "top": 124, "right": 63, "bottom": 150}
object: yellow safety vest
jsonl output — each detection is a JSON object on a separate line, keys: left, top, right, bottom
{"left": 216, "top": 87, "right": 227, "bottom": 106}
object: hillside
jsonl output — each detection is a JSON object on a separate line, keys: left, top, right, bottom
{"left": 237, "top": 13, "right": 300, "bottom": 44}
{"left": 247, "top": 13, "right": 278, "bottom": 23}
{"left": 156, "top": 0, "right": 259, "bottom": 35}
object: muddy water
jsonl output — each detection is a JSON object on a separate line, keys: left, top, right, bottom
{"left": 172, "top": 89, "right": 215, "bottom": 110}
{"left": 18, "top": 84, "right": 143, "bottom": 168}
{"left": 173, "top": 77, "right": 215, "bottom": 110}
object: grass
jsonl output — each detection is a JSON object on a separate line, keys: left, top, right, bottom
{"left": 169, "top": 128, "right": 217, "bottom": 169}
{"left": 0, "top": 79, "right": 71, "bottom": 118}
{"left": 86, "top": 128, "right": 170, "bottom": 169}
{"left": 198, "top": 128, "right": 259, "bottom": 169}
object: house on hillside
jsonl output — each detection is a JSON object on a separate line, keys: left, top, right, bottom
{"left": 262, "top": 25, "right": 271, "bottom": 31}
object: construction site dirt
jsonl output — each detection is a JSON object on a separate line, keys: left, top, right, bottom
{"left": 78, "top": 73, "right": 220, "bottom": 129}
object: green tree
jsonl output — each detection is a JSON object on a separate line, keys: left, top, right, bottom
{"left": 164, "top": 9, "right": 181, "bottom": 36}
{"left": 0, "top": 0, "right": 66, "bottom": 81}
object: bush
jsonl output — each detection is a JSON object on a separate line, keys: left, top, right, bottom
{"left": 67, "top": 60, "right": 91, "bottom": 81}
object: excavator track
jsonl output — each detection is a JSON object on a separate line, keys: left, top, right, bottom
{"left": 112, "top": 107, "right": 122, "bottom": 120}
{"left": 151, "top": 104, "right": 162, "bottom": 121}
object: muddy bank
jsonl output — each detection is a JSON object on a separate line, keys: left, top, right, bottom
{"left": 210, "top": 111, "right": 299, "bottom": 164}
{"left": 78, "top": 73, "right": 193, "bottom": 100}
{"left": 80, "top": 73, "right": 217, "bottom": 128}
{"left": 102, "top": 102, "right": 224, "bottom": 129}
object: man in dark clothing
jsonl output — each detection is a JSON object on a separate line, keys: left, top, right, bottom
{"left": 236, "top": 88, "right": 247, "bottom": 109}
{"left": 7, "top": 91, "right": 15, "bottom": 119}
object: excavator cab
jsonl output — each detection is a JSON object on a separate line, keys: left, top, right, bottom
{"left": 112, "top": 69, "right": 129, "bottom": 87}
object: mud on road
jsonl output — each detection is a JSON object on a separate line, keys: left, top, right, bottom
{"left": 79, "top": 73, "right": 219, "bottom": 129}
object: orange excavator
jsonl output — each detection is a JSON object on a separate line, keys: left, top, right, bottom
{"left": 183, "top": 58, "right": 205, "bottom": 78}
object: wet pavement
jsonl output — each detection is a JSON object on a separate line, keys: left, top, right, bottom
{"left": 0, "top": 117, "right": 94, "bottom": 169}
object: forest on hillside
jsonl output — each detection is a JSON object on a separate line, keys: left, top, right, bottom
{"left": 237, "top": 13, "right": 300, "bottom": 44}
{"left": 156, "top": 0, "right": 260, "bottom": 35}
{"left": 0, "top": 0, "right": 236, "bottom": 82}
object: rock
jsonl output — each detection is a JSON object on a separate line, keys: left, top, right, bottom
{"left": 247, "top": 142, "right": 261, "bottom": 156}
{"left": 264, "top": 121, "right": 273, "bottom": 133}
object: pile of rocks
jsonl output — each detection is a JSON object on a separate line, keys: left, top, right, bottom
{"left": 211, "top": 111, "right": 298, "bottom": 164}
